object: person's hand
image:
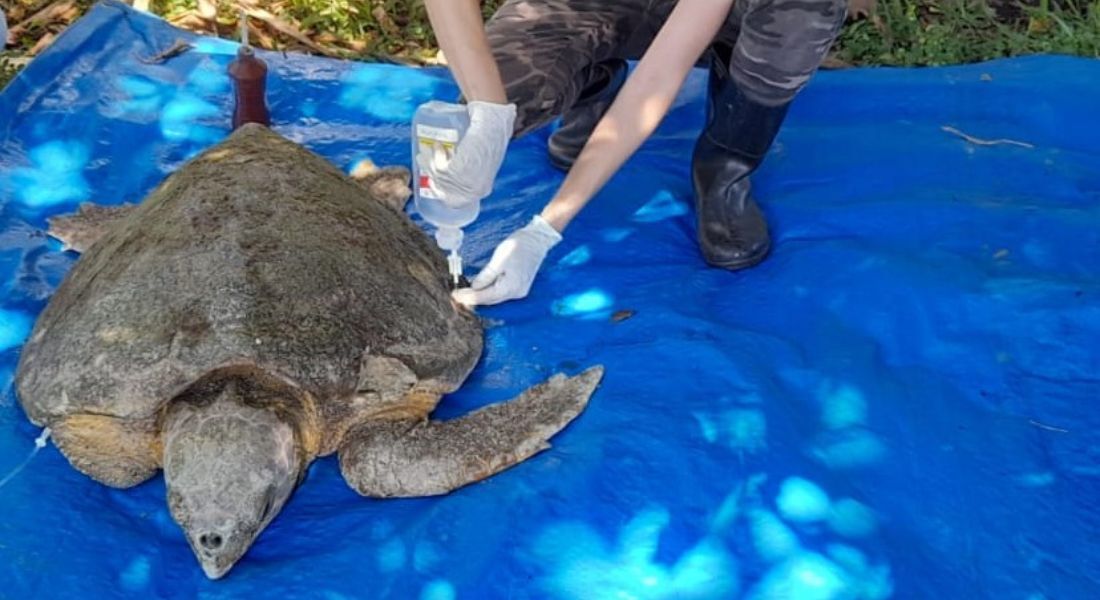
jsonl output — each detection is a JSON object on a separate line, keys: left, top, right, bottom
{"left": 452, "top": 216, "right": 562, "bottom": 306}
{"left": 426, "top": 101, "right": 516, "bottom": 207}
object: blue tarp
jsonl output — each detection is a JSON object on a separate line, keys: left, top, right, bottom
{"left": 2, "top": 2, "right": 1098, "bottom": 598}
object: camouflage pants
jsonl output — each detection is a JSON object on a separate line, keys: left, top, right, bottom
{"left": 485, "top": 0, "right": 847, "bottom": 136}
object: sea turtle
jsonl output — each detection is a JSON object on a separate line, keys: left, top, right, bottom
{"left": 14, "top": 124, "right": 603, "bottom": 579}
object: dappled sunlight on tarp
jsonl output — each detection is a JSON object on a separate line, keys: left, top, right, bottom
{"left": 0, "top": 1, "right": 1097, "bottom": 598}
{"left": 693, "top": 404, "right": 768, "bottom": 459}
{"left": 633, "top": 189, "right": 690, "bottom": 223}
{"left": 108, "top": 60, "right": 231, "bottom": 147}
{"left": 339, "top": 64, "right": 443, "bottom": 122}
{"left": 4, "top": 140, "right": 91, "bottom": 208}
{"left": 530, "top": 508, "right": 740, "bottom": 599}
{"left": 551, "top": 288, "right": 615, "bottom": 319}
{"left": 0, "top": 309, "right": 33, "bottom": 352}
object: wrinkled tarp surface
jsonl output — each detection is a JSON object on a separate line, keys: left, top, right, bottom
{"left": 1, "top": 2, "right": 1098, "bottom": 598}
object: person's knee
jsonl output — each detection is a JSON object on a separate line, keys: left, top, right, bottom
{"left": 751, "top": 0, "right": 848, "bottom": 25}
{"left": 729, "top": 0, "right": 847, "bottom": 105}
{"left": 484, "top": 1, "right": 610, "bottom": 137}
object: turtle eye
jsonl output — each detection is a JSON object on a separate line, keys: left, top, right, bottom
{"left": 259, "top": 491, "right": 275, "bottom": 521}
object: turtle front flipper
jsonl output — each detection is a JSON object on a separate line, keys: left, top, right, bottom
{"left": 47, "top": 202, "right": 137, "bottom": 253}
{"left": 350, "top": 162, "right": 412, "bottom": 212}
{"left": 338, "top": 366, "right": 603, "bottom": 497}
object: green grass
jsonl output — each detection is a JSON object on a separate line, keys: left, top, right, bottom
{"left": 1, "top": 54, "right": 22, "bottom": 91}
{"left": 837, "top": 0, "right": 1100, "bottom": 66}
{"left": 142, "top": 0, "right": 503, "bottom": 60}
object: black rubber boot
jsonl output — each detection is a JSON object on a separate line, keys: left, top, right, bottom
{"left": 547, "top": 59, "right": 629, "bottom": 171}
{"left": 692, "top": 44, "right": 790, "bottom": 270}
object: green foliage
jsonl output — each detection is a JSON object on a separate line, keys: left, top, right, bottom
{"left": 1, "top": 54, "right": 21, "bottom": 91}
{"left": 281, "top": 0, "right": 430, "bottom": 51}
{"left": 835, "top": 0, "right": 1100, "bottom": 66}
{"left": 145, "top": 1, "right": 504, "bottom": 59}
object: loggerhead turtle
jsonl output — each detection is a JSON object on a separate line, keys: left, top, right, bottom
{"left": 14, "top": 124, "right": 602, "bottom": 579}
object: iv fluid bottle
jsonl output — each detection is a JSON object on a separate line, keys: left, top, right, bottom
{"left": 411, "top": 102, "right": 477, "bottom": 252}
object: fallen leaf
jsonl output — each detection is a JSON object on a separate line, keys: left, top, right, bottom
{"left": 197, "top": 0, "right": 217, "bottom": 20}
{"left": 29, "top": 31, "right": 56, "bottom": 55}
{"left": 611, "top": 309, "right": 636, "bottom": 323}
{"left": 847, "top": 0, "right": 877, "bottom": 19}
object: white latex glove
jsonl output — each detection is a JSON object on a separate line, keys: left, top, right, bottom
{"left": 428, "top": 100, "right": 517, "bottom": 207}
{"left": 452, "top": 216, "right": 562, "bottom": 306}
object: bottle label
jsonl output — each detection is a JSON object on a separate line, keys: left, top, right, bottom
{"left": 416, "top": 124, "right": 460, "bottom": 142}
{"left": 415, "top": 125, "right": 460, "bottom": 201}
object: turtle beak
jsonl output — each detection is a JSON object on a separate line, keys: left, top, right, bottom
{"left": 199, "top": 556, "right": 232, "bottom": 580}
{"left": 188, "top": 528, "right": 244, "bottom": 580}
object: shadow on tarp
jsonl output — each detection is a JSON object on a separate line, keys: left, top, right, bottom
{"left": 1, "top": 1, "right": 1098, "bottom": 598}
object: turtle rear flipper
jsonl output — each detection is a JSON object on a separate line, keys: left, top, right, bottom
{"left": 47, "top": 202, "right": 137, "bottom": 253}
{"left": 338, "top": 366, "right": 603, "bottom": 497}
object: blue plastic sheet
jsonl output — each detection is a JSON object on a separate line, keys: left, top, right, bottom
{"left": 2, "top": 2, "right": 1098, "bottom": 597}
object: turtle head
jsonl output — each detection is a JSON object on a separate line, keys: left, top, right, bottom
{"left": 163, "top": 378, "right": 304, "bottom": 579}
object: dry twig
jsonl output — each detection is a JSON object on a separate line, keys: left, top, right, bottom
{"left": 1029, "top": 419, "right": 1069, "bottom": 433}
{"left": 235, "top": 1, "right": 342, "bottom": 57}
{"left": 942, "top": 125, "right": 1035, "bottom": 149}
{"left": 9, "top": 1, "right": 77, "bottom": 39}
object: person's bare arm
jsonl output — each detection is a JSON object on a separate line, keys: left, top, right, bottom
{"left": 540, "top": 0, "right": 736, "bottom": 231}
{"left": 421, "top": 1, "right": 516, "bottom": 213}
{"left": 451, "top": 0, "right": 737, "bottom": 307}
{"left": 424, "top": 0, "right": 508, "bottom": 104}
